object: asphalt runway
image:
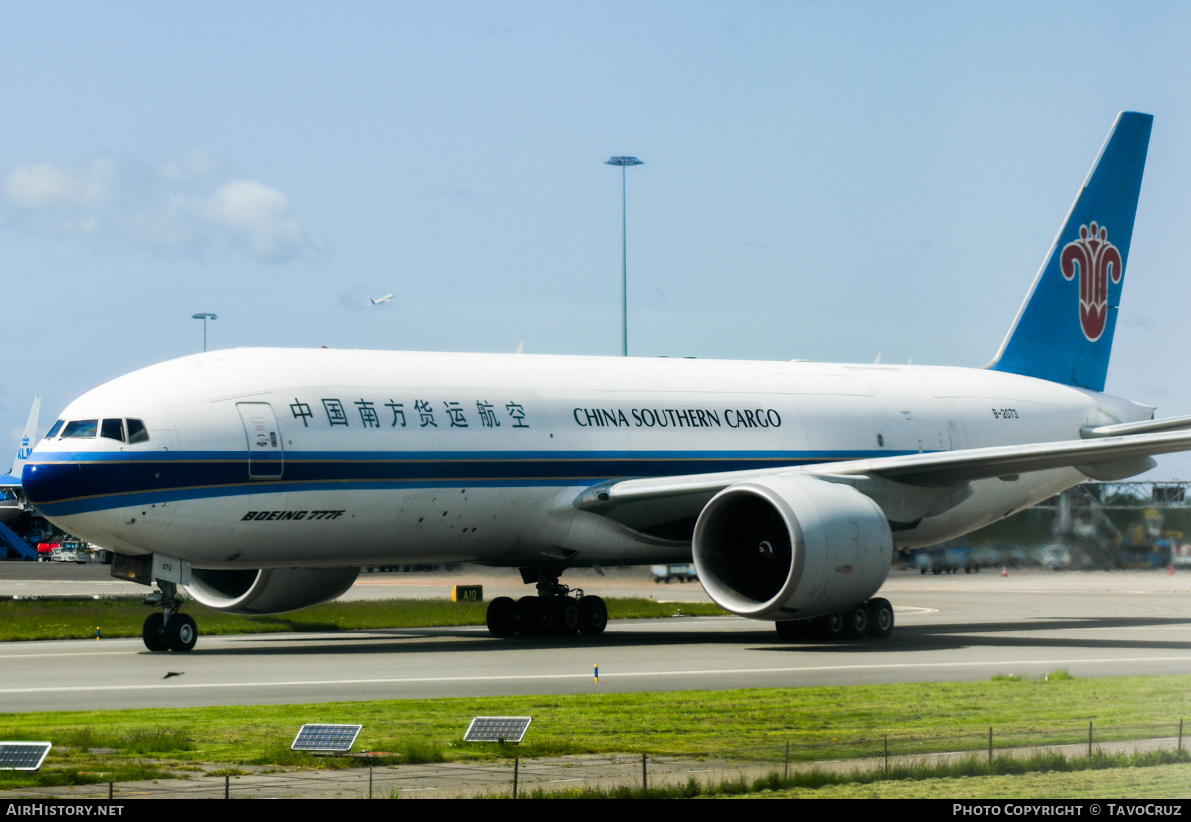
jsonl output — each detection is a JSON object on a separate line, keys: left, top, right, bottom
{"left": 3, "top": 564, "right": 1191, "bottom": 712}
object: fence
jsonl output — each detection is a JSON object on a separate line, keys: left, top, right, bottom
{"left": 5, "top": 719, "right": 1187, "bottom": 799}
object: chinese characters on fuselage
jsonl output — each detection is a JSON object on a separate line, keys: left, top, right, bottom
{"left": 288, "top": 398, "right": 530, "bottom": 430}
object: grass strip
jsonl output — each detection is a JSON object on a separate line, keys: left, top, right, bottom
{"left": 0, "top": 596, "right": 727, "bottom": 642}
{"left": 771, "top": 761, "right": 1191, "bottom": 799}
{"left": 514, "top": 748, "right": 1191, "bottom": 799}
{"left": 2, "top": 674, "right": 1191, "bottom": 789}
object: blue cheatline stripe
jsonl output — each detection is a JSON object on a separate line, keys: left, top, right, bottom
{"left": 24, "top": 448, "right": 918, "bottom": 517}
{"left": 27, "top": 447, "right": 894, "bottom": 463}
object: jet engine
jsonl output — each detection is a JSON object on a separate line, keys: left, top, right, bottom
{"left": 692, "top": 476, "right": 893, "bottom": 621}
{"left": 184, "top": 567, "right": 360, "bottom": 615}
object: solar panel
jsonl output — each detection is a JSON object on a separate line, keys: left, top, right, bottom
{"left": 464, "top": 716, "right": 532, "bottom": 743}
{"left": 0, "top": 742, "right": 52, "bottom": 771}
{"left": 291, "top": 724, "right": 362, "bottom": 754}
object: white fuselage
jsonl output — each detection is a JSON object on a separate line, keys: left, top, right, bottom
{"left": 25, "top": 348, "right": 1151, "bottom": 570}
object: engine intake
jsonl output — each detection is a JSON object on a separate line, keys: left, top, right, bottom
{"left": 185, "top": 567, "right": 360, "bottom": 615}
{"left": 693, "top": 476, "right": 892, "bottom": 620}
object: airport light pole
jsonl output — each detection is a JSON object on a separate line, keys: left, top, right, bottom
{"left": 605, "top": 156, "right": 643, "bottom": 357}
{"left": 192, "top": 312, "right": 217, "bottom": 352}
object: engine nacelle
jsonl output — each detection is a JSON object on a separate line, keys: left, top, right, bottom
{"left": 692, "top": 476, "right": 892, "bottom": 621}
{"left": 184, "top": 567, "right": 360, "bottom": 615}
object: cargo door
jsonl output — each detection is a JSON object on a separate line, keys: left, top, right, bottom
{"left": 236, "top": 402, "right": 284, "bottom": 479}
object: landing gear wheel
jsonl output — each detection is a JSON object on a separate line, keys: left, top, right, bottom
{"left": 845, "top": 605, "right": 869, "bottom": 639}
{"left": 866, "top": 598, "right": 894, "bottom": 639}
{"left": 165, "top": 613, "right": 198, "bottom": 652}
{"left": 775, "top": 620, "right": 804, "bottom": 641}
{"left": 517, "top": 596, "right": 553, "bottom": 636}
{"left": 578, "top": 595, "right": 608, "bottom": 635}
{"left": 142, "top": 613, "right": 168, "bottom": 652}
{"left": 552, "top": 598, "right": 580, "bottom": 635}
{"left": 486, "top": 596, "right": 518, "bottom": 637}
{"left": 813, "top": 612, "right": 846, "bottom": 640}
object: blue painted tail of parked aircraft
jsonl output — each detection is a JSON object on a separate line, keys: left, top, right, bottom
{"left": 990, "top": 111, "right": 1152, "bottom": 392}
{"left": 1, "top": 396, "right": 40, "bottom": 524}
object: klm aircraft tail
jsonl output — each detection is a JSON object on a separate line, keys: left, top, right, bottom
{"left": 988, "top": 111, "right": 1152, "bottom": 392}
{"left": 8, "top": 396, "right": 40, "bottom": 478}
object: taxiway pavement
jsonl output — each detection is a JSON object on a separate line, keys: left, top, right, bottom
{"left": 2, "top": 566, "right": 1191, "bottom": 712}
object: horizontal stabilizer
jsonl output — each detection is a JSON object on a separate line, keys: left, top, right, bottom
{"left": 1080, "top": 414, "right": 1191, "bottom": 438}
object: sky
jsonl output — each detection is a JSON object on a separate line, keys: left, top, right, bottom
{"left": 4, "top": 1, "right": 1191, "bottom": 478}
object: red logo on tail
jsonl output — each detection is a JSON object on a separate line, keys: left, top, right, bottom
{"left": 1060, "top": 222, "right": 1123, "bottom": 342}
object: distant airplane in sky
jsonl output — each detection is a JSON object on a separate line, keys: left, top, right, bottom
{"left": 24, "top": 112, "right": 1191, "bottom": 654}
{"left": 368, "top": 293, "right": 393, "bottom": 305}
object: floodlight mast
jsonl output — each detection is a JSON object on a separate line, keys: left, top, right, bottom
{"left": 191, "top": 312, "right": 217, "bottom": 352}
{"left": 605, "top": 156, "right": 642, "bottom": 357}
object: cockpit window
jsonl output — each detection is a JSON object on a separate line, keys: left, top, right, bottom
{"left": 61, "top": 420, "right": 98, "bottom": 438}
{"left": 126, "top": 419, "right": 149, "bottom": 444}
{"left": 45, "top": 420, "right": 64, "bottom": 439}
{"left": 101, "top": 419, "right": 125, "bottom": 442}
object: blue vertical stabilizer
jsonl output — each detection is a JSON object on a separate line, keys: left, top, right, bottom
{"left": 988, "top": 112, "right": 1152, "bottom": 391}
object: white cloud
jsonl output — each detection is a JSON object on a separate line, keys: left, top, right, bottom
{"left": 202, "top": 180, "right": 306, "bottom": 263}
{"left": 1, "top": 154, "right": 310, "bottom": 264}
{"left": 4, "top": 157, "right": 115, "bottom": 210}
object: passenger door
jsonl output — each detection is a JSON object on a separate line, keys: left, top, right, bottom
{"left": 236, "top": 403, "right": 284, "bottom": 479}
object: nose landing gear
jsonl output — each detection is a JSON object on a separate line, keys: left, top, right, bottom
{"left": 141, "top": 580, "right": 198, "bottom": 652}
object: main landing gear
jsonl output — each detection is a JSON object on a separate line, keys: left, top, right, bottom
{"left": 485, "top": 570, "right": 607, "bottom": 638}
{"left": 141, "top": 580, "right": 198, "bottom": 652}
{"left": 774, "top": 597, "right": 894, "bottom": 642}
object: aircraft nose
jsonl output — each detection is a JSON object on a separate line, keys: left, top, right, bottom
{"left": 22, "top": 452, "right": 81, "bottom": 506}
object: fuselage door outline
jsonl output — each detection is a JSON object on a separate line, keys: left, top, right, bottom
{"left": 236, "top": 402, "right": 284, "bottom": 480}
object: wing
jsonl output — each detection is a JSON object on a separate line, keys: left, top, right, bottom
{"left": 576, "top": 426, "right": 1191, "bottom": 524}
